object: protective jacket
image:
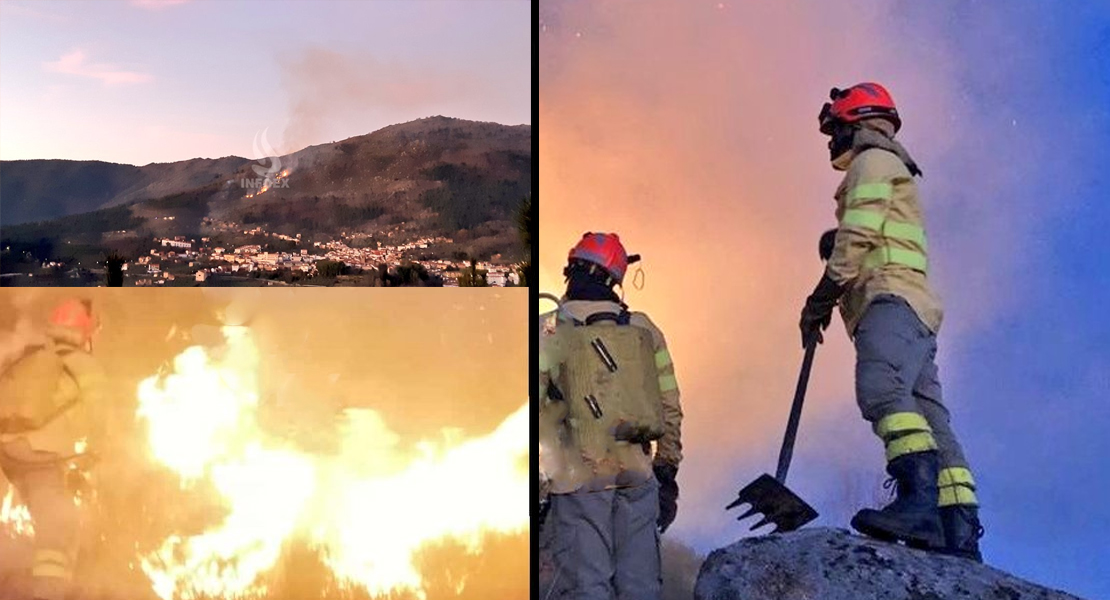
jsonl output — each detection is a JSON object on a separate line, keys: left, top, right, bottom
{"left": 539, "top": 299, "right": 682, "bottom": 495}
{"left": 826, "top": 146, "right": 943, "bottom": 336}
{"left": 0, "top": 325, "right": 105, "bottom": 456}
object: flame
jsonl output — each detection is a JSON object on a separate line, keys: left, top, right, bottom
{"left": 280, "top": 170, "right": 289, "bottom": 178}
{"left": 1, "top": 487, "right": 35, "bottom": 538}
{"left": 312, "top": 403, "right": 529, "bottom": 596}
{"left": 136, "top": 327, "right": 528, "bottom": 599}
{"left": 0, "top": 437, "right": 89, "bottom": 537}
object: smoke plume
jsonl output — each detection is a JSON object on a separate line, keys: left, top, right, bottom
{"left": 279, "top": 47, "right": 477, "bottom": 153}
{"left": 539, "top": 0, "right": 1097, "bottom": 548}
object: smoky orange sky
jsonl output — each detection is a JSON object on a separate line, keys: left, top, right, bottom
{"left": 0, "top": 288, "right": 526, "bottom": 436}
{"left": 540, "top": 0, "right": 1088, "bottom": 547}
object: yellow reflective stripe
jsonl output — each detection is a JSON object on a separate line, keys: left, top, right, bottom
{"left": 34, "top": 550, "right": 69, "bottom": 566}
{"left": 938, "top": 484, "right": 979, "bottom": 507}
{"left": 841, "top": 210, "right": 927, "bottom": 252}
{"left": 864, "top": 246, "right": 928, "bottom": 272}
{"left": 841, "top": 208, "right": 885, "bottom": 231}
{"left": 883, "top": 220, "right": 927, "bottom": 248}
{"left": 938, "top": 467, "right": 976, "bottom": 489}
{"left": 876, "top": 412, "right": 932, "bottom": 439}
{"left": 32, "top": 563, "right": 72, "bottom": 580}
{"left": 848, "top": 182, "right": 893, "bottom": 204}
{"left": 658, "top": 374, "right": 678, "bottom": 392}
{"left": 884, "top": 431, "right": 937, "bottom": 461}
{"left": 32, "top": 550, "right": 71, "bottom": 580}
{"left": 654, "top": 349, "right": 673, "bottom": 369}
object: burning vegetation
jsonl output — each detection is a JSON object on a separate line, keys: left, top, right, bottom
{"left": 0, "top": 291, "right": 528, "bottom": 600}
{"left": 245, "top": 169, "right": 292, "bottom": 200}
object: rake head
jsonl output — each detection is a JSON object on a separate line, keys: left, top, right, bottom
{"left": 726, "top": 473, "right": 818, "bottom": 534}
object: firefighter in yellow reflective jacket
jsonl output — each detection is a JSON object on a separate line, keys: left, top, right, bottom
{"left": 0, "top": 298, "right": 105, "bottom": 600}
{"left": 539, "top": 233, "right": 682, "bottom": 600}
{"left": 800, "top": 83, "right": 983, "bottom": 562}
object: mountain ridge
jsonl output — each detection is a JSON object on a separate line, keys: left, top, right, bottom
{"left": 0, "top": 116, "right": 531, "bottom": 226}
{"left": 1, "top": 116, "right": 531, "bottom": 269}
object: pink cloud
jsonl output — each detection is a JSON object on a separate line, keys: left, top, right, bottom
{"left": 130, "top": 0, "right": 189, "bottom": 8}
{"left": 43, "top": 49, "right": 152, "bottom": 85}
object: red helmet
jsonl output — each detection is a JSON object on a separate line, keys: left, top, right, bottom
{"left": 819, "top": 82, "right": 901, "bottom": 135}
{"left": 568, "top": 232, "right": 634, "bottom": 284}
{"left": 50, "top": 298, "right": 97, "bottom": 344}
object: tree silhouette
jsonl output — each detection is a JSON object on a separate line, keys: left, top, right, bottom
{"left": 516, "top": 195, "right": 534, "bottom": 287}
{"left": 458, "top": 258, "right": 487, "bottom": 287}
{"left": 105, "top": 252, "right": 126, "bottom": 287}
{"left": 315, "top": 260, "right": 344, "bottom": 279}
{"left": 395, "top": 262, "right": 431, "bottom": 287}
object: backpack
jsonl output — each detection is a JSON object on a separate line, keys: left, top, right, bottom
{"left": 0, "top": 341, "right": 65, "bottom": 434}
{"left": 554, "top": 309, "right": 665, "bottom": 460}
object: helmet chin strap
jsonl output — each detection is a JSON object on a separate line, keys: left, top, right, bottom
{"left": 828, "top": 123, "right": 856, "bottom": 158}
{"left": 827, "top": 122, "right": 858, "bottom": 170}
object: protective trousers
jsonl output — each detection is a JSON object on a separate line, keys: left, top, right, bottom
{"left": 0, "top": 438, "right": 79, "bottom": 600}
{"left": 542, "top": 477, "right": 662, "bottom": 600}
{"left": 854, "top": 295, "right": 978, "bottom": 508}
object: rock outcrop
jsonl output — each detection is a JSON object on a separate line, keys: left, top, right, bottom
{"left": 695, "top": 527, "right": 1087, "bottom": 600}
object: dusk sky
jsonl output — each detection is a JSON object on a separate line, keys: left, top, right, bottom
{"left": 541, "top": 2, "right": 1109, "bottom": 599}
{"left": 0, "top": 0, "right": 530, "bottom": 165}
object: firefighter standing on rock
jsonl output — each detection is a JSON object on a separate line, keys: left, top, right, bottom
{"left": 801, "top": 82, "right": 984, "bottom": 561}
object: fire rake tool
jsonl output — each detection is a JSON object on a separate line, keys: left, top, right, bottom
{"left": 726, "top": 336, "right": 820, "bottom": 533}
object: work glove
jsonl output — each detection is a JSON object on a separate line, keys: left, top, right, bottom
{"left": 800, "top": 274, "right": 844, "bottom": 347}
{"left": 654, "top": 462, "right": 679, "bottom": 534}
{"left": 818, "top": 229, "right": 837, "bottom": 262}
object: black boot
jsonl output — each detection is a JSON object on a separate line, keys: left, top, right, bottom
{"left": 940, "top": 505, "right": 984, "bottom": 562}
{"left": 851, "top": 451, "right": 944, "bottom": 548}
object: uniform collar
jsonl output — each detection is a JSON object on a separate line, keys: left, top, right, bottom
{"left": 558, "top": 299, "right": 626, "bottom": 324}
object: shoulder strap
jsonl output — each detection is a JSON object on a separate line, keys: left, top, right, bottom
{"left": 583, "top": 309, "right": 632, "bottom": 326}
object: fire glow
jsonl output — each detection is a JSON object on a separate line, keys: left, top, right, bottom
{"left": 241, "top": 170, "right": 290, "bottom": 200}
{"left": 3, "top": 325, "right": 528, "bottom": 599}
{"left": 0, "top": 487, "right": 34, "bottom": 538}
{"left": 136, "top": 326, "right": 528, "bottom": 599}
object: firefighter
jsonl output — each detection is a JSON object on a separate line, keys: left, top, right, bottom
{"left": 800, "top": 83, "right": 984, "bottom": 561}
{"left": 539, "top": 233, "right": 683, "bottom": 600}
{"left": 0, "top": 298, "right": 106, "bottom": 599}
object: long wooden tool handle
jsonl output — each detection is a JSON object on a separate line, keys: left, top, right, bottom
{"left": 775, "top": 337, "right": 817, "bottom": 483}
